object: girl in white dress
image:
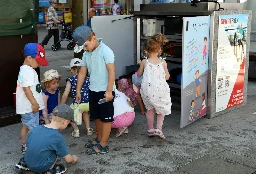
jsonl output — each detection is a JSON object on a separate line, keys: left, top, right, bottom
{"left": 137, "top": 34, "right": 172, "bottom": 139}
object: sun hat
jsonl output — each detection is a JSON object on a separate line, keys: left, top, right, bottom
{"left": 41, "top": 69, "right": 60, "bottom": 82}
{"left": 70, "top": 58, "right": 82, "bottom": 68}
{"left": 52, "top": 104, "right": 75, "bottom": 122}
{"left": 23, "top": 43, "right": 48, "bottom": 66}
{"left": 72, "top": 26, "right": 93, "bottom": 53}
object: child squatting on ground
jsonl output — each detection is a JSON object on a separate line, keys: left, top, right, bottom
{"left": 16, "top": 43, "right": 48, "bottom": 154}
{"left": 61, "top": 58, "right": 93, "bottom": 137}
{"left": 15, "top": 104, "right": 78, "bottom": 174}
{"left": 112, "top": 88, "right": 136, "bottom": 137}
{"left": 117, "top": 72, "right": 146, "bottom": 115}
{"left": 137, "top": 33, "right": 172, "bottom": 139}
{"left": 72, "top": 26, "right": 115, "bottom": 155}
{"left": 39, "top": 69, "right": 80, "bottom": 138}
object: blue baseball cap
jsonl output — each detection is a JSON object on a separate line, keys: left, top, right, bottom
{"left": 23, "top": 43, "right": 48, "bottom": 66}
{"left": 72, "top": 26, "right": 93, "bottom": 53}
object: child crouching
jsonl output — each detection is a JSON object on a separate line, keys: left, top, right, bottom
{"left": 16, "top": 104, "right": 78, "bottom": 174}
{"left": 112, "top": 89, "right": 135, "bottom": 137}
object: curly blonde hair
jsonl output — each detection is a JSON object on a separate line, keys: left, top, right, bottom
{"left": 144, "top": 33, "right": 169, "bottom": 54}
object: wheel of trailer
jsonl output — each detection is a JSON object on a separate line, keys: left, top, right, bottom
{"left": 67, "top": 42, "right": 73, "bottom": 50}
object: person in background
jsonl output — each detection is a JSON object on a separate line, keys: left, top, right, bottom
{"left": 112, "top": 0, "right": 121, "bottom": 15}
{"left": 41, "top": 0, "right": 61, "bottom": 47}
{"left": 87, "top": 8, "right": 96, "bottom": 28}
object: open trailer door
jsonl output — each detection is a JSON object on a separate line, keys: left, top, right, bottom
{"left": 91, "top": 15, "right": 135, "bottom": 78}
{"left": 180, "top": 16, "right": 210, "bottom": 128}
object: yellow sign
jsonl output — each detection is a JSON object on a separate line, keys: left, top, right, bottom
{"left": 64, "top": 12, "right": 72, "bottom": 23}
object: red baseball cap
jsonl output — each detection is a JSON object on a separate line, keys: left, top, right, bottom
{"left": 23, "top": 43, "right": 48, "bottom": 66}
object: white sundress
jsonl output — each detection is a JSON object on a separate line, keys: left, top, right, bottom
{"left": 141, "top": 59, "right": 172, "bottom": 115}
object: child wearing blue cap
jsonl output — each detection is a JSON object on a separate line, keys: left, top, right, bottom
{"left": 16, "top": 43, "right": 48, "bottom": 154}
{"left": 72, "top": 26, "right": 115, "bottom": 155}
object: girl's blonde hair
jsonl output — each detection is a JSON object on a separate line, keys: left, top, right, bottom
{"left": 144, "top": 33, "right": 169, "bottom": 54}
{"left": 43, "top": 77, "right": 61, "bottom": 89}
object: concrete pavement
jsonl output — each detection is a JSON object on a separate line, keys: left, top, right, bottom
{"left": 1, "top": 26, "right": 256, "bottom": 174}
{"left": 1, "top": 82, "right": 256, "bottom": 174}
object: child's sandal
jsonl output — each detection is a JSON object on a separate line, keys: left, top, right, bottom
{"left": 85, "top": 137, "right": 100, "bottom": 148}
{"left": 87, "top": 144, "right": 108, "bottom": 155}
{"left": 87, "top": 128, "right": 94, "bottom": 135}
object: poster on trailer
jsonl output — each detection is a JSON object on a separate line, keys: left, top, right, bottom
{"left": 91, "top": 0, "right": 108, "bottom": 9}
{"left": 180, "top": 16, "right": 210, "bottom": 128}
{"left": 216, "top": 14, "right": 248, "bottom": 113}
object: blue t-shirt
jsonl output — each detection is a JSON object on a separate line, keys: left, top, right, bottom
{"left": 67, "top": 76, "right": 90, "bottom": 103}
{"left": 24, "top": 126, "right": 69, "bottom": 172}
{"left": 195, "top": 78, "right": 200, "bottom": 87}
{"left": 39, "top": 89, "right": 59, "bottom": 116}
{"left": 81, "top": 40, "right": 115, "bottom": 92}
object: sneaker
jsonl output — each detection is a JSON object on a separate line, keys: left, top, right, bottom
{"left": 45, "top": 164, "right": 67, "bottom": 174}
{"left": 87, "top": 128, "right": 94, "bottom": 136}
{"left": 21, "top": 144, "right": 26, "bottom": 154}
{"left": 147, "top": 129, "right": 156, "bottom": 137}
{"left": 116, "top": 127, "right": 127, "bottom": 137}
{"left": 15, "top": 162, "right": 30, "bottom": 171}
{"left": 154, "top": 129, "right": 165, "bottom": 139}
{"left": 71, "top": 130, "right": 80, "bottom": 138}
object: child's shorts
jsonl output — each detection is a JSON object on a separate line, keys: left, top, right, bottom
{"left": 89, "top": 91, "right": 115, "bottom": 122}
{"left": 112, "top": 112, "right": 135, "bottom": 128}
{"left": 21, "top": 112, "right": 39, "bottom": 130}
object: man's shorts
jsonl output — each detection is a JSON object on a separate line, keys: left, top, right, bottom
{"left": 89, "top": 91, "right": 115, "bottom": 122}
{"left": 21, "top": 112, "right": 39, "bottom": 130}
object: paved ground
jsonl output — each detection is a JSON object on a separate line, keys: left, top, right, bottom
{"left": 2, "top": 28, "right": 256, "bottom": 174}
{"left": 1, "top": 82, "right": 256, "bottom": 174}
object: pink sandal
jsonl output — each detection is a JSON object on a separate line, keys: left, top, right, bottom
{"left": 147, "top": 129, "right": 155, "bottom": 137}
{"left": 154, "top": 129, "right": 165, "bottom": 139}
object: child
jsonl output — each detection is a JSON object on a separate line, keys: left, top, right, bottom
{"left": 189, "top": 100, "right": 195, "bottom": 121}
{"left": 61, "top": 58, "right": 93, "bottom": 136}
{"left": 40, "top": 69, "right": 61, "bottom": 124}
{"left": 195, "top": 70, "right": 201, "bottom": 97}
{"left": 40, "top": 69, "right": 80, "bottom": 138}
{"left": 202, "top": 37, "right": 208, "bottom": 64}
{"left": 16, "top": 43, "right": 48, "bottom": 154}
{"left": 15, "top": 104, "right": 78, "bottom": 174}
{"left": 72, "top": 26, "right": 115, "bottom": 154}
{"left": 118, "top": 72, "right": 146, "bottom": 115}
{"left": 112, "top": 89, "right": 135, "bottom": 137}
{"left": 137, "top": 34, "right": 172, "bottom": 139}
{"left": 201, "top": 92, "right": 206, "bottom": 115}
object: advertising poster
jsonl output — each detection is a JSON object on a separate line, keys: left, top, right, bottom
{"left": 180, "top": 16, "right": 210, "bottom": 128}
{"left": 64, "top": 12, "right": 72, "bottom": 23}
{"left": 91, "top": 0, "right": 108, "bottom": 9}
{"left": 216, "top": 14, "right": 248, "bottom": 112}
{"left": 38, "top": 12, "right": 44, "bottom": 23}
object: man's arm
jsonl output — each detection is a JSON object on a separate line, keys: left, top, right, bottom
{"left": 106, "top": 63, "right": 115, "bottom": 92}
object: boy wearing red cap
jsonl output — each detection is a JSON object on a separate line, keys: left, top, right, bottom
{"left": 16, "top": 43, "right": 48, "bottom": 154}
